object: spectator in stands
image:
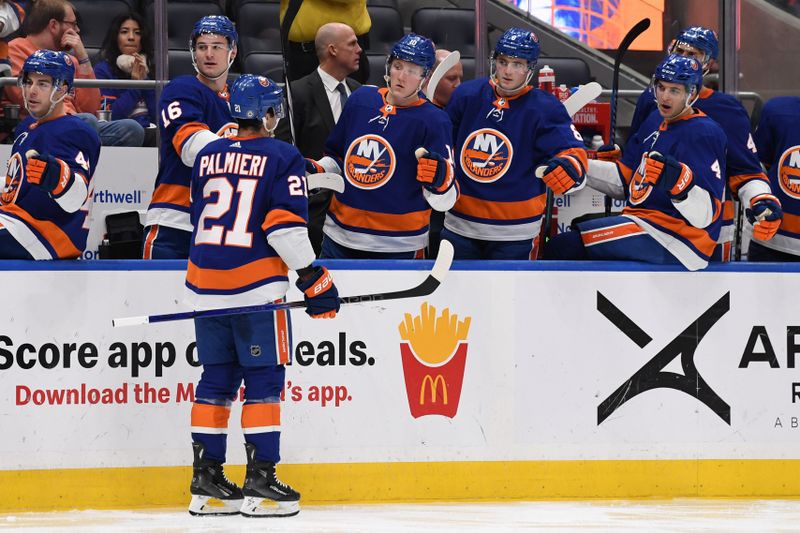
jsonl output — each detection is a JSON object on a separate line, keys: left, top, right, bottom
{"left": 275, "top": 22, "right": 361, "bottom": 256}
{"left": 95, "top": 12, "right": 157, "bottom": 146}
{"left": 0, "top": 1, "right": 24, "bottom": 77}
{"left": 546, "top": 55, "right": 727, "bottom": 271}
{"left": 280, "top": 0, "right": 370, "bottom": 84}
{"left": 6, "top": 0, "right": 144, "bottom": 146}
{"left": 424, "top": 49, "right": 463, "bottom": 108}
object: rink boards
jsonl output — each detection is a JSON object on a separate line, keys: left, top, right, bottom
{"left": 1, "top": 260, "right": 800, "bottom": 511}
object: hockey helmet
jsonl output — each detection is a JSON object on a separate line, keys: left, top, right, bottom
{"left": 229, "top": 74, "right": 285, "bottom": 121}
{"left": 670, "top": 26, "right": 718, "bottom": 66}
{"left": 190, "top": 15, "right": 238, "bottom": 50}
{"left": 21, "top": 50, "right": 75, "bottom": 91}
{"left": 388, "top": 34, "right": 435, "bottom": 76}
{"left": 493, "top": 28, "right": 540, "bottom": 67}
{"left": 653, "top": 54, "right": 704, "bottom": 95}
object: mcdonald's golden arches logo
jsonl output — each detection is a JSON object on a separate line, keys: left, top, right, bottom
{"left": 398, "top": 302, "right": 471, "bottom": 418}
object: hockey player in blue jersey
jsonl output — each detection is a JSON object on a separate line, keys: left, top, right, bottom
{"left": 308, "top": 33, "right": 458, "bottom": 259}
{"left": 0, "top": 50, "right": 100, "bottom": 259}
{"left": 143, "top": 15, "right": 238, "bottom": 259}
{"left": 748, "top": 96, "right": 799, "bottom": 261}
{"left": 612, "top": 26, "right": 780, "bottom": 260}
{"left": 442, "top": 28, "right": 588, "bottom": 260}
{"left": 545, "top": 55, "right": 727, "bottom": 271}
{"left": 186, "top": 75, "right": 339, "bottom": 518}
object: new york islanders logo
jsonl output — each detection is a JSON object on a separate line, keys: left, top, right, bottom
{"left": 777, "top": 145, "right": 800, "bottom": 200}
{"left": 344, "top": 134, "right": 396, "bottom": 189}
{"left": 1, "top": 152, "right": 23, "bottom": 205}
{"left": 628, "top": 154, "right": 653, "bottom": 205}
{"left": 460, "top": 129, "right": 513, "bottom": 183}
{"left": 217, "top": 122, "right": 239, "bottom": 139}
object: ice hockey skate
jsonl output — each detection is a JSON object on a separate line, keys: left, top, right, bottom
{"left": 188, "top": 442, "right": 243, "bottom": 516}
{"left": 240, "top": 443, "right": 300, "bottom": 517}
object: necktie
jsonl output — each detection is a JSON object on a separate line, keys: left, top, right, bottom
{"left": 335, "top": 82, "right": 348, "bottom": 121}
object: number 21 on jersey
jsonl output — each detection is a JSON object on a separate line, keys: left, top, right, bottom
{"left": 195, "top": 175, "right": 307, "bottom": 248}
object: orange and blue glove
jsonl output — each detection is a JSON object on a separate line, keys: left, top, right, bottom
{"left": 644, "top": 152, "right": 694, "bottom": 200}
{"left": 295, "top": 266, "right": 339, "bottom": 319}
{"left": 746, "top": 193, "right": 782, "bottom": 241}
{"left": 416, "top": 149, "right": 451, "bottom": 193}
{"left": 541, "top": 154, "right": 585, "bottom": 195}
{"left": 26, "top": 152, "right": 69, "bottom": 196}
{"left": 595, "top": 143, "right": 622, "bottom": 163}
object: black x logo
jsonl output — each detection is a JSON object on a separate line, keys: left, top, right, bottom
{"left": 597, "top": 291, "right": 731, "bottom": 425}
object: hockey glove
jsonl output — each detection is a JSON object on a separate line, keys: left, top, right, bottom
{"left": 645, "top": 152, "right": 694, "bottom": 201}
{"left": 305, "top": 158, "right": 325, "bottom": 175}
{"left": 416, "top": 148, "right": 451, "bottom": 193}
{"left": 595, "top": 143, "right": 621, "bottom": 163}
{"left": 541, "top": 155, "right": 585, "bottom": 195}
{"left": 295, "top": 266, "right": 340, "bottom": 319}
{"left": 26, "top": 152, "right": 69, "bottom": 195}
{"left": 746, "top": 193, "right": 783, "bottom": 241}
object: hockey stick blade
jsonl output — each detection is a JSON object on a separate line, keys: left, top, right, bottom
{"left": 606, "top": 17, "right": 650, "bottom": 216}
{"left": 307, "top": 172, "right": 344, "bottom": 193}
{"left": 562, "top": 81, "right": 602, "bottom": 117}
{"left": 424, "top": 50, "right": 460, "bottom": 100}
{"left": 112, "top": 240, "right": 455, "bottom": 327}
{"left": 536, "top": 83, "right": 602, "bottom": 180}
{"left": 610, "top": 18, "right": 650, "bottom": 136}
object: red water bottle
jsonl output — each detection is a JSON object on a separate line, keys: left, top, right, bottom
{"left": 554, "top": 84, "right": 572, "bottom": 102}
{"left": 538, "top": 64, "right": 555, "bottom": 94}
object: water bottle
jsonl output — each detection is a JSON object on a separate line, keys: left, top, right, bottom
{"left": 538, "top": 65, "right": 555, "bottom": 94}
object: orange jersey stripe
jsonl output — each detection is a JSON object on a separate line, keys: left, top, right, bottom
{"left": 619, "top": 162, "right": 634, "bottom": 185}
{"left": 625, "top": 207, "right": 717, "bottom": 255}
{"left": 241, "top": 402, "right": 281, "bottom": 429}
{"left": 151, "top": 183, "right": 190, "bottom": 208}
{"left": 172, "top": 122, "right": 210, "bottom": 156}
{"left": 557, "top": 147, "right": 589, "bottom": 172}
{"left": 142, "top": 225, "right": 158, "bottom": 259}
{"left": 329, "top": 196, "right": 430, "bottom": 232}
{"left": 186, "top": 256, "right": 289, "bottom": 291}
{"left": 721, "top": 199, "right": 735, "bottom": 222}
{"left": 191, "top": 403, "right": 231, "bottom": 429}
{"left": 453, "top": 192, "right": 547, "bottom": 220}
{"left": 781, "top": 212, "right": 800, "bottom": 234}
{"left": 729, "top": 172, "right": 768, "bottom": 194}
{"left": 261, "top": 209, "right": 306, "bottom": 232}
{"left": 581, "top": 221, "right": 644, "bottom": 247}
{"left": 1, "top": 204, "right": 81, "bottom": 258}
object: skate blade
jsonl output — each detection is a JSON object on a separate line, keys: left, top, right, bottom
{"left": 240, "top": 496, "right": 300, "bottom": 518}
{"left": 188, "top": 494, "right": 243, "bottom": 516}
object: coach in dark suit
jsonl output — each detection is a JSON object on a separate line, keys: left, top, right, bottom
{"left": 277, "top": 22, "right": 361, "bottom": 256}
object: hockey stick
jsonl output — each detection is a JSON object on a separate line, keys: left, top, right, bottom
{"left": 306, "top": 172, "right": 344, "bottom": 193}
{"left": 605, "top": 17, "right": 651, "bottom": 216}
{"left": 112, "top": 240, "right": 455, "bottom": 327}
{"left": 424, "top": 50, "right": 461, "bottom": 101}
{"left": 540, "top": 82, "right": 604, "bottom": 247}
{"left": 279, "top": 0, "right": 304, "bottom": 145}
